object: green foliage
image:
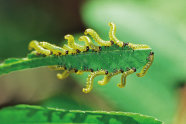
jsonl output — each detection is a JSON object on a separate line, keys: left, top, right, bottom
{"left": 0, "top": 104, "right": 162, "bottom": 124}
{"left": 0, "top": 0, "right": 185, "bottom": 123}
{"left": 0, "top": 45, "right": 151, "bottom": 76}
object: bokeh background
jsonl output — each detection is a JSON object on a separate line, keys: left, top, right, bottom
{"left": 0, "top": 0, "right": 186, "bottom": 124}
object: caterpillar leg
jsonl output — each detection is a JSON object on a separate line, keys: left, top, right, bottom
{"left": 108, "top": 22, "right": 124, "bottom": 47}
{"left": 39, "top": 42, "right": 67, "bottom": 56}
{"left": 136, "top": 52, "right": 154, "bottom": 77}
{"left": 57, "top": 70, "right": 75, "bottom": 80}
{"left": 98, "top": 70, "right": 121, "bottom": 86}
{"left": 84, "top": 29, "right": 112, "bottom": 46}
{"left": 117, "top": 68, "right": 136, "bottom": 88}
{"left": 29, "top": 40, "right": 51, "bottom": 56}
{"left": 82, "top": 70, "right": 106, "bottom": 93}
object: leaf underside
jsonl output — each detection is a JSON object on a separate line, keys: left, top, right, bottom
{"left": 0, "top": 104, "right": 162, "bottom": 124}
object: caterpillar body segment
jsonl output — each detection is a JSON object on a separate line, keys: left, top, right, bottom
{"left": 29, "top": 40, "right": 51, "bottom": 56}
{"left": 63, "top": 44, "right": 77, "bottom": 54}
{"left": 28, "top": 22, "right": 154, "bottom": 93}
{"left": 84, "top": 29, "right": 112, "bottom": 46}
{"left": 128, "top": 43, "right": 150, "bottom": 50}
{"left": 83, "top": 70, "right": 106, "bottom": 93}
{"left": 136, "top": 52, "right": 154, "bottom": 77}
{"left": 108, "top": 22, "right": 124, "bottom": 47}
{"left": 118, "top": 68, "right": 136, "bottom": 88}
{"left": 57, "top": 70, "right": 75, "bottom": 80}
{"left": 65, "top": 34, "right": 88, "bottom": 52}
{"left": 79, "top": 36, "right": 100, "bottom": 51}
{"left": 39, "top": 42, "right": 67, "bottom": 56}
{"left": 98, "top": 70, "right": 121, "bottom": 86}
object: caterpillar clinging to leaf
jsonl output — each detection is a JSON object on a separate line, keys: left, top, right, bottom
{"left": 29, "top": 22, "right": 154, "bottom": 93}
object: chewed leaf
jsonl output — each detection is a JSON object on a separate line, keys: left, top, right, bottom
{"left": 0, "top": 104, "right": 163, "bottom": 124}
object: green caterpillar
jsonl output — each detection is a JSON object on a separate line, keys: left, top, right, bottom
{"left": 29, "top": 22, "right": 154, "bottom": 93}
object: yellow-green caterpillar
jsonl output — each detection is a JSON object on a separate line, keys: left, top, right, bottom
{"left": 29, "top": 22, "right": 154, "bottom": 93}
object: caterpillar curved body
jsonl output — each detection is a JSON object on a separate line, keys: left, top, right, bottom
{"left": 29, "top": 22, "right": 154, "bottom": 93}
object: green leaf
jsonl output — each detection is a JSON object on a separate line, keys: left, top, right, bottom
{"left": 41, "top": 94, "right": 91, "bottom": 111}
{"left": 0, "top": 45, "right": 151, "bottom": 76}
{"left": 0, "top": 104, "right": 162, "bottom": 124}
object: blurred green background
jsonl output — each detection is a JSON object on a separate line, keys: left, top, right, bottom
{"left": 0, "top": 0, "right": 186, "bottom": 124}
